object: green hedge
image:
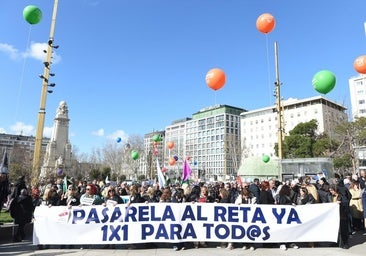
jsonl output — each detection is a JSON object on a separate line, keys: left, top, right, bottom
{"left": 0, "top": 211, "right": 13, "bottom": 223}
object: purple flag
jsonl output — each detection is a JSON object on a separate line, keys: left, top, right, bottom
{"left": 182, "top": 159, "right": 192, "bottom": 181}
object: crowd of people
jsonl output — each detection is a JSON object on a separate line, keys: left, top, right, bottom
{"left": 2, "top": 169, "right": 366, "bottom": 250}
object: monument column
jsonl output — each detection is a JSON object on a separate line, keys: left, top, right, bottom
{"left": 40, "top": 101, "right": 72, "bottom": 179}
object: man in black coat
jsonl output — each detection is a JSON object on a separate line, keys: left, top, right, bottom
{"left": 10, "top": 189, "right": 35, "bottom": 242}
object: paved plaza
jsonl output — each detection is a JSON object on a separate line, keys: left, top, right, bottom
{"left": 0, "top": 231, "right": 365, "bottom": 256}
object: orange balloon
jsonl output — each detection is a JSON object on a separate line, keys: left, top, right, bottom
{"left": 168, "top": 157, "right": 176, "bottom": 166}
{"left": 354, "top": 55, "right": 366, "bottom": 74}
{"left": 167, "top": 141, "right": 174, "bottom": 149}
{"left": 256, "top": 13, "right": 275, "bottom": 34}
{"left": 205, "top": 68, "right": 226, "bottom": 91}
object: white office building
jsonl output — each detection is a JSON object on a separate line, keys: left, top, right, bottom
{"left": 184, "top": 105, "right": 245, "bottom": 181}
{"left": 241, "top": 96, "right": 348, "bottom": 159}
{"left": 349, "top": 74, "right": 366, "bottom": 120}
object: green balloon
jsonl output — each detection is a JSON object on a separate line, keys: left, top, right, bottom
{"left": 152, "top": 134, "right": 162, "bottom": 142}
{"left": 23, "top": 5, "right": 42, "bottom": 25}
{"left": 312, "top": 70, "right": 336, "bottom": 94}
{"left": 262, "top": 155, "right": 270, "bottom": 163}
{"left": 131, "top": 150, "right": 139, "bottom": 160}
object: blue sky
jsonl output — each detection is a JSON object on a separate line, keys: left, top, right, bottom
{"left": 1, "top": 0, "right": 366, "bottom": 156}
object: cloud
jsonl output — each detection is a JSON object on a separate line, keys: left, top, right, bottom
{"left": 108, "top": 129, "right": 128, "bottom": 142}
{"left": 92, "top": 128, "right": 104, "bottom": 137}
{"left": 10, "top": 122, "right": 34, "bottom": 135}
{"left": 0, "top": 127, "right": 6, "bottom": 134}
{"left": 8, "top": 122, "right": 53, "bottom": 138}
{"left": 23, "top": 42, "right": 61, "bottom": 64}
{"left": 0, "top": 42, "right": 61, "bottom": 63}
{"left": 0, "top": 43, "right": 20, "bottom": 60}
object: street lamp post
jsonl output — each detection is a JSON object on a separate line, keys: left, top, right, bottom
{"left": 31, "top": 0, "right": 60, "bottom": 186}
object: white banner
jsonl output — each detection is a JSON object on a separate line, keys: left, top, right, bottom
{"left": 33, "top": 203, "right": 339, "bottom": 245}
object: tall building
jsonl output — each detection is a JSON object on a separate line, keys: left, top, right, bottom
{"left": 241, "top": 96, "right": 347, "bottom": 158}
{"left": 40, "top": 101, "right": 72, "bottom": 179}
{"left": 349, "top": 74, "right": 366, "bottom": 120}
{"left": 185, "top": 105, "right": 245, "bottom": 181}
{"left": 164, "top": 118, "right": 190, "bottom": 180}
{"left": 0, "top": 134, "right": 49, "bottom": 167}
{"left": 143, "top": 105, "right": 245, "bottom": 182}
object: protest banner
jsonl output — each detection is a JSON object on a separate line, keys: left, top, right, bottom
{"left": 33, "top": 203, "right": 339, "bottom": 245}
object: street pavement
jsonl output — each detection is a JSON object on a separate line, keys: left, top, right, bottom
{"left": 0, "top": 231, "right": 365, "bottom": 256}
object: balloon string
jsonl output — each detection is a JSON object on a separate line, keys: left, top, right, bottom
{"left": 265, "top": 34, "right": 272, "bottom": 105}
{"left": 214, "top": 90, "right": 217, "bottom": 105}
{"left": 14, "top": 25, "right": 33, "bottom": 123}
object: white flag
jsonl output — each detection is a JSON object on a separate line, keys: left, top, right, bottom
{"left": 156, "top": 158, "right": 165, "bottom": 188}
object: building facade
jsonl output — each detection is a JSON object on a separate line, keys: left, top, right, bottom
{"left": 0, "top": 134, "right": 50, "bottom": 169}
{"left": 185, "top": 105, "right": 245, "bottom": 181}
{"left": 163, "top": 118, "right": 190, "bottom": 181}
{"left": 349, "top": 74, "right": 366, "bottom": 120}
{"left": 241, "top": 96, "right": 348, "bottom": 159}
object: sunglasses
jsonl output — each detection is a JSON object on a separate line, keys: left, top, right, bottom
{"left": 86, "top": 188, "right": 91, "bottom": 190}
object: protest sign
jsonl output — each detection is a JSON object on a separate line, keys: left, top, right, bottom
{"left": 33, "top": 203, "right": 339, "bottom": 245}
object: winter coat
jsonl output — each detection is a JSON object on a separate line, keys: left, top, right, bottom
{"left": 10, "top": 194, "right": 34, "bottom": 225}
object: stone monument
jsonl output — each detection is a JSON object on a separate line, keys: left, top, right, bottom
{"left": 40, "top": 101, "right": 72, "bottom": 179}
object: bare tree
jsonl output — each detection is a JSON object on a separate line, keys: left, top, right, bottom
{"left": 225, "top": 133, "right": 242, "bottom": 174}
{"left": 100, "top": 134, "right": 145, "bottom": 180}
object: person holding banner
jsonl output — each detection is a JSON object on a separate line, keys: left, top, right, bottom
{"left": 128, "top": 184, "right": 145, "bottom": 204}
{"left": 103, "top": 186, "right": 123, "bottom": 207}
{"left": 329, "top": 184, "right": 350, "bottom": 249}
{"left": 193, "top": 185, "right": 210, "bottom": 249}
{"left": 235, "top": 187, "right": 257, "bottom": 251}
{"left": 277, "top": 185, "right": 299, "bottom": 250}
{"left": 79, "top": 184, "right": 103, "bottom": 206}
{"left": 60, "top": 184, "right": 80, "bottom": 208}
{"left": 171, "top": 187, "right": 187, "bottom": 251}
{"left": 217, "top": 188, "right": 233, "bottom": 249}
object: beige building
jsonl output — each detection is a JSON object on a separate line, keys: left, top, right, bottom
{"left": 240, "top": 96, "right": 347, "bottom": 158}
